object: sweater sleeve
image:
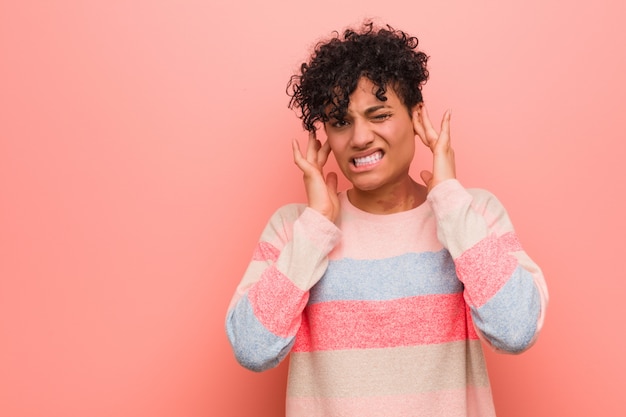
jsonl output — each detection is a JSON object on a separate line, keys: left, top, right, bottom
{"left": 225, "top": 204, "right": 342, "bottom": 371}
{"left": 427, "top": 179, "right": 548, "bottom": 353}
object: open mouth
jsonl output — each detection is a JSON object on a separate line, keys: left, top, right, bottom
{"left": 352, "top": 150, "right": 383, "bottom": 167}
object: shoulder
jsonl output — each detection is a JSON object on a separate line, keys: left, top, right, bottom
{"left": 257, "top": 203, "right": 308, "bottom": 244}
{"left": 272, "top": 202, "right": 308, "bottom": 219}
{"left": 466, "top": 187, "right": 506, "bottom": 211}
{"left": 428, "top": 179, "right": 504, "bottom": 215}
{"left": 465, "top": 187, "right": 515, "bottom": 231}
{"left": 266, "top": 203, "right": 308, "bottom": 227}
{"left": 261, "top": 203, "right": 341, "bottom": 246}
{"left": 466, "top": 187, "right": 498, "bottom": 202}
{"left": 430, "top": 179, "right": 512, "bottom": 224}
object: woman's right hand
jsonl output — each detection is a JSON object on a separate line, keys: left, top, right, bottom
{"left": 292, "top": 131, "right": 340, "bottom": 222}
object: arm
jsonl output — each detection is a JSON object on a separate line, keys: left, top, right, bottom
{"left": 225, "top": 204, "right": 341, "bottom": 371}
{"left": 428, "top": 180, "right": 548, "bottom": 353}
{"left": 415, "top": 105, "right": 547, "bottom": 353}
{"left": 226, "top": 132, "right": 342, "bottom": 371}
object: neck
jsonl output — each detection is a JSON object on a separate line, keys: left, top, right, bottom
{"left": 347, "top": 177, "right": 427, "bottom": 214}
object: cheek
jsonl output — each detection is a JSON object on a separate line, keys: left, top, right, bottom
{"left": 388, "top": 125, "right": 416, "bottom": 149}
{"left": 327, "top": 137, "right": 346, "bottom": 158}
{"left": 397, "top": 131, "right": 417, "bottom": 161}
{"left": 397, "top": 140, "right": 415, "bottom": 160}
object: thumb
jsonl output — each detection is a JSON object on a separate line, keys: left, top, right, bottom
{"left": 326, "top": 171, "right": 338, "bottom": 195}
{"left": 420, "top": 170, "right": 433, "bottom": 186}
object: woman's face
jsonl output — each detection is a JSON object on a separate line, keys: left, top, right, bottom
{"left": 324, "top": 77, "right": 418, "bottom": 193}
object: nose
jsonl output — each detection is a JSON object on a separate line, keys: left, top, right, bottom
{"left": 350, "top": 118, "right": 374, "bottom": 149}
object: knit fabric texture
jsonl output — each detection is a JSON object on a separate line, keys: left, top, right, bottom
{"left": 226, "top": 179, "right": 548, "bottom": 417}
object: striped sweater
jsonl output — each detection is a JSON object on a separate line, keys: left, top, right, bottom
{"left": 226, "top": 179, "right": 548, "bottom": 417}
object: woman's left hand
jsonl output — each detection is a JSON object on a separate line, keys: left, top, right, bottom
{"left": 413, "top": 104, "right": 456, "bottom": 192}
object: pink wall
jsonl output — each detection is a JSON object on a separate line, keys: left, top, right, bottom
{"left": 1, "top": 1, "right": 625, "bottom": 416}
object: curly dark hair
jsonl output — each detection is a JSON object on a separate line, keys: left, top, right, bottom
{"left": 287, "top": 21, "right": 429, "bottom": 132}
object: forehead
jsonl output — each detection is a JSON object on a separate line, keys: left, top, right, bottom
{"left": 345, "top": 78, "right": 401, "bottom": 110}
{"left": 323, "top": 77, "right": 406, "bottom": 121}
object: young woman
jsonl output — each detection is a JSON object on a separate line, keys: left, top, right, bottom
{"left": 226, "top": 21, "right": 548, "bottom": 417}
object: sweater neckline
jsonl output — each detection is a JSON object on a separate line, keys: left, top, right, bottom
{"left": 338, "top": 191, "right": 430, "bottom": 222}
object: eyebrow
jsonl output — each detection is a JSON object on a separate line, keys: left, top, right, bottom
{"left": 330, "top": 104, "right": 390, "bottom": 120}
{"left": 363, "top": 105, "right": 389, "bottom": 116}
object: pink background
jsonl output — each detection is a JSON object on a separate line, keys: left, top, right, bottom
{"left": 1, "top": 1, "right": 625, "bottom": 416}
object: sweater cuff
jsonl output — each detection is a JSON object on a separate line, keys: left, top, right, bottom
{"left": 426, "top": 179, "right": 472, "bottom": 221}
{"left": 297, "top": 207, "right": 342, "bottom": 254}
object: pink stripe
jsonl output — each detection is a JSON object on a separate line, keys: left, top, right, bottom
{"left": 247, "top": 266, "right": 308, "bottom": 337}
{"left": 499, "top": 231, "right": 522, "bottom": 251}
{"left": 292, "top": 294, "right": 478, "bottom": 352}
{"left": 455, "top": 232, "right": 520, "bottom": 308}
{"left": 287, "top": 386, "right": 495, "bottom": 417}
{"left": 252, "top": 241, "right": 280, "bottom": 262}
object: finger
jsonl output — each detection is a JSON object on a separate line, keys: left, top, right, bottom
{"left": 292, "top": 137, "right": 309, "bottom": 171}
{"left": 420, "top": 170, "right": 433, "bottom": 187}
{"left": 293, "top": 137, "right": 317, "bottom": 174}
{"left": 306, "top": 131, "right": 320, "bottom": 162}
{"left": 412, "top": 108, "right": 429, "bottom": 147}
{"left": 420, "top": 104, "right": 438, "bottom": 138}
{"left": 416, "top": 105, "right": 438, "bottom": 149}
{"left": 292, "top": 137, "right": 303, "bottom": 163}
{"left": 317, "top": 140, "right": 332, "bottom": 168}
{"left": 326, "top": 171, "right": 338, "bottom": 195}
{"left": 438, "top": 109, "right": 451, "bottom": 147}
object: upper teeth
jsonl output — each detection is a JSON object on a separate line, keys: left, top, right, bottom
{"left": 354, "top": 152, "right": 382, "bottom": 167}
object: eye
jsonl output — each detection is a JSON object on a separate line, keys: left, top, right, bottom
{"left": 330, "top": 119, "right": 349, "bottom": 128}
{"left": 372, "top": 113, "right": 391, "bottom": 121}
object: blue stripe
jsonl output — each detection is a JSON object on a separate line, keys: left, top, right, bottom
{"left": 472, "top": 266, "right": 540, "bottom": 353}
{"left": 309, "top": 250, "right": 463, "bottom": 304}
{"left": 225, "top": 295, "right": 294, "bottom": 372}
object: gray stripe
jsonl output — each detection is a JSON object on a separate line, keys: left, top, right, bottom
{"left": 226, "top": 295, "right": 294, "bottom": 371}
{"left": 472, "top": 266, "right": 540, "bottom": 352}
{"left": 310, "top": 250, "right": 463, "bottom": 304}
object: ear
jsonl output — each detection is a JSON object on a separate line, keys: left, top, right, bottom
{"left": 411, "top": 102, "right": 424, "bottom": 134}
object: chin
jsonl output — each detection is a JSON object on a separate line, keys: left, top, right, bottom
{"left": 349, "top": 179, "right": 385, "bottom": 192}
